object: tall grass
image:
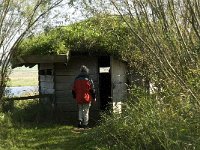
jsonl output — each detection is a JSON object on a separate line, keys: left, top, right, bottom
{"left": 82, "top": 79, "right": 200, "bottom": 149}
{"left": 79, "top": 1, "right": 200, "bottom": 149}
{"left": 84, "top": 94, "right": 200, "bottom": 150}
{"left": 1, "top": 83, "right": 199, "bottom": 150}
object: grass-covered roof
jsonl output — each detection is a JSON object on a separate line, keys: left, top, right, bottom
{"left": 14, "top": 15, "right": 132, "bottom": 57}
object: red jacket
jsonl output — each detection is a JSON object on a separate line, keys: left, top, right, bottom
{"left": 72, "top": 73, "right": 95, "bottom": 104}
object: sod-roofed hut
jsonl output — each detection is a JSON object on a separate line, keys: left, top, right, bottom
{"left": 13, "top": 16, "right": 131, "bottom": 121}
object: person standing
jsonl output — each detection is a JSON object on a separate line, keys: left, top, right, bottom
{"left": 72, "top": 65, "right": 96, "bottom": 128}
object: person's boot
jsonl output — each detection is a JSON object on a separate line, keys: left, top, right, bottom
{"left": 78, "top": 120, "right": 83, "bottom": 128}
{"left": 82, "top": 124, "right": 89, "bottom": 129}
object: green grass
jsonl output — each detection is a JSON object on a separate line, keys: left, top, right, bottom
{"left": 0, "top": 100, "right": 105, "bottom": 150}
{"left": 8, "top": 66, "right": 38, "bottom": 87}
{"left": 8, "top": 77, "right": 38, "bottom": 87}
{"left": 0, "top": 110, "right": 101, "bottom": 150}
{"left": 2, "top": 97, "right": 199, "bottom": 150}
{"left": 0, "top": 122, "right": 92, "bottom": 150}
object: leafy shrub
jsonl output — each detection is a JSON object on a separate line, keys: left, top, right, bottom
{"left": 12, "top": 15, "right": 138, "bottom": 66}
{"left": 85, "top": 94, "right": 200, "bottom": 150}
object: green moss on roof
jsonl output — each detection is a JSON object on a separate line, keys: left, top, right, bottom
{"left": 14, "top": 15, "right": 134, "bottom": 60}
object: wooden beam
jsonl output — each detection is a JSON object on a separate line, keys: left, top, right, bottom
{"left": 13, "top": 54, "right": 70, "bottom": 68}
{"left": 5, "top": 94, "right": 54, "bottom": 101}
{"left": 22, "top": 55, "right": 68, "bottom": 63}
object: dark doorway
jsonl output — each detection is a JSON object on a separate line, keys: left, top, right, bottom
{"left": 98, "top": 56, "right": 111, "bottom": 111}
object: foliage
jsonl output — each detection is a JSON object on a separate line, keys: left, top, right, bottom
{"left": 0, "top": 0, "right": 64, "bottom": 107}
{"left": 0, "top": 113, "right": 86, "bottom": 150}
{"left": 13, "top": 15, "right": 138, "bottom": 65}
{"left": 74, "top": 0, "right": 200, "bottom": 149}
{"left": 84, "top": 95, "right": 200, "bottom": 150}
{"left": 5, "top": 0, "right": 200, "bottom": 149}
{"left": 0, "top": 100, "right": 99, "bottom": 150}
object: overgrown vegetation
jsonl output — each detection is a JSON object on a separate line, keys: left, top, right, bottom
{"left": 83, "top": 94, "right": 200, "bottom": 149}
{"left": 0, "top": 113, "right": 88, "bottom": 150}
{"left": 0, "top": 94, "right": 114, "bottom": 149}
{"left": 0, "top": 0, "right": 64, "bottom": 106}
{"left": 5, "top": 0, "right": 200, "bottom": 149}
{"left": 0, "top": 100, "right": 92, "bottom": 150}
{"left": 77, "top": 0, "right": 200, "bottom": 149}
{"left": 13, "top": 15, "right": 136, "bottom": 65}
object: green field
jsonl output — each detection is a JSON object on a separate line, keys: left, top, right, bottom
{"left": 0, "top": 121, "right": 94, "bottom": 150}
{"left": 0, "top": 100, "right": 100, "bottom": 150}
{"left": 8, "top": 66, "right": 38, "bottom": 87}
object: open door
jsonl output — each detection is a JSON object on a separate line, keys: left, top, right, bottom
{"left": 111, "top": 57, "right": 127, "bottom": 113}
{"left": 98, "top": 56, "right": 111, "bottom": 111}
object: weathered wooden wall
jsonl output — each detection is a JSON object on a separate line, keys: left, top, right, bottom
{"left": 39, "top": 63, "right": 54, "bottom": 94}
{"left": 38, "top": 56, "right": 127, "bottom": 124}
{"left": 54, "top": 56, "right": 99, "bottom": 112}
{"left": 111, "top": 57, "right": 127, "bottom": 113}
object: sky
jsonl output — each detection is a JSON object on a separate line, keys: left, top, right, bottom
{"left": 0, "top": 1, "right": 86, "bottom": 55}
{"left": 48, "top": 1, "right": 87, "bottom": 27}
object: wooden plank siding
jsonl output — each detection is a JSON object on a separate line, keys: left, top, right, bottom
{"left": 37, "top": 55, "right": 127, "bottom": 118}
{"left": 39, "top": 64, "right": 55, "bottom": 95}
{"left": 54, "top": 56, "right": 99, "bottom": 112}
{"left": 17, "top": 55, "right": 68, "bottom": 65}
{"left": 111, "top": 57, "right": 127, "bottom": 113}
{"left": 5, "top": 94, "right": 53, "bottom": 101}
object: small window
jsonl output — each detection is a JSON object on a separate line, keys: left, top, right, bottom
{"left": 39, "top": 69, "right": 53, "bottom": 75}
{"left": 39, "top": 70, "right": 45, "bottom": 75}
{"left": 99, "top": 67, "right": 110, "bottom": 73}
{"left": 46, "top": 69, "right": 52, "bottom": 75}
